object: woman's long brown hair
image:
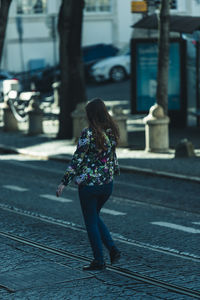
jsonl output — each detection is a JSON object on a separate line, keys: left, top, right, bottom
{"left": 85, "top": 98, "right": 120, "bottom": 150}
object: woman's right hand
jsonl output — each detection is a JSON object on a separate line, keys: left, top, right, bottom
{"left": 56, "top": 183, "right": 65, "bottom": 197}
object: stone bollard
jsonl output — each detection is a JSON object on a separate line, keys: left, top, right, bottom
{"left": 27, "top": 93, "right": 43, "bottom": 135}
{"left": 71, "top": 102, "right": 88, "bottom": 142}
{"left": 3, "top": 97, "right": 18, "bottom": 132}
{"left": 143, "top": 104, "right": 170, "bottom": 152}
{"left": 175, "top": 139, "right": 195, "bottom": 158}
{"left": 52, "top": 81, "right": 60, "bottom": 108}
{"left": 112, "top": 106, "right": 128, "bottom": 147}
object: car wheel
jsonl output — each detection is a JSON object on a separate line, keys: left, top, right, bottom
{"left": 110, "top": 66, "right": 126, "bottom": 82}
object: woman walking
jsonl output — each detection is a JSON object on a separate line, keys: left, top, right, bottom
{"left": 56, "top": 98, "right": 121, "bottom": 270}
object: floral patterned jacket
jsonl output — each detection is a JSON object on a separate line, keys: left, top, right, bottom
{"left": 61, "top": 127, "right": 120, "bottom": 186}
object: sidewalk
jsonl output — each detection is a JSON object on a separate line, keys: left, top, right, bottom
{"left": 0, "top": 117, "right": 200, "bottom": 183}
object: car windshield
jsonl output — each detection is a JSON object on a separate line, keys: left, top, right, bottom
{"left": 117, "top": 45, "right": 130, "bottom": 56}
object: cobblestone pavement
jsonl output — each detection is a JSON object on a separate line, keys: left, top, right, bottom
{"left": 0, "top": 110, "right": 200, "bottom": 298}
{"left": 0, "top": 207, "right": 198, "bottom": 300}
{"left": 0, "top": 154, "right": 200, "bottom": 299}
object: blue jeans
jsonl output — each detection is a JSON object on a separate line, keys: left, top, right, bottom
{"left": 78, "top": 181, "right": 116, "bottom": 263}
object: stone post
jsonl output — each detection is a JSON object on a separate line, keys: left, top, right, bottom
{"left": 71, "top": 102, "right": 88, "bottom": 142}
{"left": 143, "top": 104, "right": 170, "bottom": 152}
{"left": 112, "top": 106, "right": 128, "bottom": 147}
{"left": 3, "top": 97, "right": 18, "bottom": 132}
{"left": 27, "top": 93, "right": 43, "bottom": 135}
{"left": 175, "top": 139, "right": 195, "bottom": 158}
{"left": 52, "top": 81, "right": 60, "bottom": 108}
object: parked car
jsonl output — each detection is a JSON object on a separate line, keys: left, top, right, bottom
{"left": 0, "top": 70, "right": 20, "bottom": 101}
{"left": 83, "top": 43, "right": 119, "bottom": 76}
{"left": 89, "top": 45, "right": 130, "bottom": 83}
{"left": 30, "top": 43, "right": 119, "bottom": 93}
{"left": 30, "top": 65, "right": 60, "bottom": 94}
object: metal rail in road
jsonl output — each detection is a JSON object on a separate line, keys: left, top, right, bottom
{"left": 0, "top": 230, "right": 199, "bottom": 299}
{"left": 1, "top": 202, "right": 200, "bottom": 262}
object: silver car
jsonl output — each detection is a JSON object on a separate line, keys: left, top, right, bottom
{"left": 90, "top": 45, "right": 130, "bottom": 83}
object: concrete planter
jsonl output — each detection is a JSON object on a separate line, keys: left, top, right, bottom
{"left": 3, "top": 106, "right": 19, "bottom": 132}
{"left": 71, "top": 103, "right": 88, "bottom": 142}
{"left": 27, "top": 95, "right": 43, "bottom": 135}
{"left": 112, "top": 106, "right": 128, "bottom": 147}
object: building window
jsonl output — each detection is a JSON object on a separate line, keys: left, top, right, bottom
{"left": 85, "top": 0, "right": 111, "bottom": 12}
{"left": 153, "top": 0, "right": 177, "bottom": 10}
{"left": 17, "top": 0, "right": 47, "bottom": 15}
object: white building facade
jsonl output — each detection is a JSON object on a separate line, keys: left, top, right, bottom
{"left": 1, "top": 0, "right": 61, "bottom": 73}
{"left": 1, "top": 0, "right": 200, "bottom": 73}
{"left": 1, "top": 0, "right": 134, "bottom": 73}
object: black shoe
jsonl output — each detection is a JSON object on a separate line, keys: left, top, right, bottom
{"left": 83, "top": 260, "right": 106, "bottom": 271}
{"left": 110, "top": 247, "right": 121, "bottom": 265}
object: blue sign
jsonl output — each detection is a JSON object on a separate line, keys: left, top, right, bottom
{"left": 136, "top": 42, "right": 180, "bottom": 111}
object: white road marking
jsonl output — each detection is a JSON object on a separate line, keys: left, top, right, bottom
{"left": 40, "top": 194, "right": 73, "bottom": 203}
{"left": 6, "top": 160, "right": 167, "bottom": 195}
{"left": 3, "top": 185, "right": 28, "bottom": 192}
{"left": 1, "top": 160, "right": 170, "bottom": 195}
{"left": 115, "top": 181, "right": 169, "bottom": 194}
{"left": 101, "top": 208, "right": 126, "bottom": 216}
{"left": 151, "top": 221, "right": 200, "bottom": 234}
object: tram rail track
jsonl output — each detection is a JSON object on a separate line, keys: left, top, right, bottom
{"left": 0, "top": 230, "right": 199, "bottom": 299}
{"left": 0, "top": 202, "right": 200, "bottom": 263}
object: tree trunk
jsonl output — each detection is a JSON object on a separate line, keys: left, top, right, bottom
{"left": 0, "top": 0, "right": 12, "bottom": 63}
{"left": 57, "top": 0, "right": 86, "bottom": 139}
{"left": 156, "top": 0, "right": 170, "bottom": 115}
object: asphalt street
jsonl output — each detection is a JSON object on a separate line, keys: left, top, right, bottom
{"left": 0, "top": 154, "right": 200, "bottom": 299}
{"left": 86, "top": 79, "right": 130, "bottom": 102}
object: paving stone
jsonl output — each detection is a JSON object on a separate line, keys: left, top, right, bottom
{"left": 0, "top": 261, "right": 92, "bottom": 292}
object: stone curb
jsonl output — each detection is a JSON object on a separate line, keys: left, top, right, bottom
{"left": 0, "top": 144, "right": 200, "bottom": 184}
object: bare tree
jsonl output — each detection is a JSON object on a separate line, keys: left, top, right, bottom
{"left": 156, "top": 0, "right": 170, "bottom": 115}
{"left": 0, "top": 0, "right": 12, "bottom": 63}
{"left": 57, "top": 0, "right": 86, "bottom": 139}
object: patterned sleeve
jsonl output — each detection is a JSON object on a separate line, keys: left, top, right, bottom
{"left": 61, "top": 128, "right": 90, "bottom": 186}
{"left": 113, "top": 151, "right": 120, "bottom": 175}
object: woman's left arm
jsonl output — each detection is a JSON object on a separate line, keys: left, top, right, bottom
{"left": 62, "top": 128, "right": 90, "bottom": 185}
{"left": 56, "top": 128, "right": 90, "bottom": 196}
